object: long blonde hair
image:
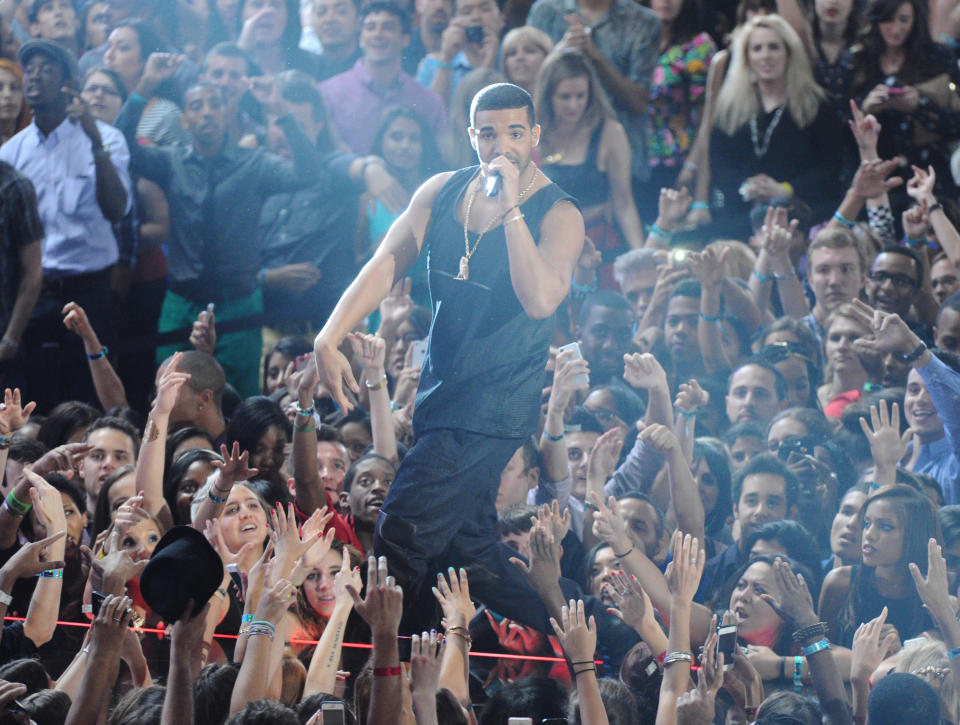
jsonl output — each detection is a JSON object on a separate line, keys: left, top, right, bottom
{"left": 714, "top": 14, "right": 824, "bottom": 134}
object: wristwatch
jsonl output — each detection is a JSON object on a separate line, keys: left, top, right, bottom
{"left": 898, "top": 341, "right": 928, "bottom": 364}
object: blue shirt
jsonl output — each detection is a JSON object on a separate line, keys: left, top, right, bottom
{"left": 912, "top": 352, "right": 960, "bottom": 504}
{"left": 0, "top": 118, "right": 131, "bottom": 276}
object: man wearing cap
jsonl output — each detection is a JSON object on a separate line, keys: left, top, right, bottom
{"left": 0, "top": 39, "right": 130, "bottom": 410}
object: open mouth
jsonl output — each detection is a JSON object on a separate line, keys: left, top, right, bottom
{"left": 241, "top": 523, "right": 259, "bottom": 533}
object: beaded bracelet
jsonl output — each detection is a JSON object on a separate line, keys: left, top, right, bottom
{"left": 792, "top": 621, "right": 829, "bottom": 643}
{"left": 86, "top": 346, "right": 109, "bottom": 360}
{"left": 39, "top": 569, "right": 63, "bottom": 579}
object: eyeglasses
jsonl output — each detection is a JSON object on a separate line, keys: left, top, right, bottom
{"left": 869, "top": 270, "right": 918, "bottom": 288}
{"left": 83, "top": 83, "right": 120, "bottom": 97}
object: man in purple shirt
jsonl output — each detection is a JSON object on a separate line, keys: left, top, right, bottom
{"left": 319, "top": 1, "right": 446, "bottom": 155}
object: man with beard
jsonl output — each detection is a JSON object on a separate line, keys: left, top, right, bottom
{"left": 314, "top": 82, "right": 584, "bottom": 633}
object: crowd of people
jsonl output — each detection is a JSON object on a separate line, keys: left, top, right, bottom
{"left": 0, "top": 0, "right": 959, "bottom": 723}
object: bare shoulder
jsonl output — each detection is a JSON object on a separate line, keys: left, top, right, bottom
{"left": 410, "top": 171, "right": 458, "bottom": 210}
{"left": 823, "top": 565, "right": 853, "bottom": 590}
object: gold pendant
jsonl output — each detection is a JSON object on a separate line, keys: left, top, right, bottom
{"left": 457, "top": 255, "right": 470, "bottom": 280}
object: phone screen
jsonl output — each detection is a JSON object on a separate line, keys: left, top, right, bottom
{"left": 320, "top": 702, "right": 346, "bottom": 725}
{"left": 716, "top": 624, "right": 737, "bottom": 668}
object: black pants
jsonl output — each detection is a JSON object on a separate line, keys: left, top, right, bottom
{"left": 375, "top": 428, "right": 558, "bottom": 634}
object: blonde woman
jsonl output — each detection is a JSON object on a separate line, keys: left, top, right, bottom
{"left": 701, "top": 14, "right": 842, "bottom": 239}
{"left": 501, "top": 25, "right": 552, "bottom": 97}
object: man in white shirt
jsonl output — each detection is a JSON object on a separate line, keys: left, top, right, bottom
{"left": 0, "top": 40, "right": 130, "bottom": 410}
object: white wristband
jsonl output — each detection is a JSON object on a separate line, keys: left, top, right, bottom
{"left": 0, "top": 589, "right": 12, "bottom": 606}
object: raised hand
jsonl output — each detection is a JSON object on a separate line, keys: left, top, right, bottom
{"left": 61, "top": 302, "right": 97, "bottom": 344}
{"left": 314, "top": 334, "right": 360, "bottom": 414}
{"left": 29, "top": 442, "right": 90, "bottom": 479}
{"left": 665, "top": 531, "right": 704, "bottom": 603}
{"left": 677, "top": 625, "right": 724, "bottom": 724}
{"left": 591, "top": 493, "right": 631, "bottom": 556}
{"left": 189, "top": 306, "right": 216, "bottom": 355}
{"left": 761, "top": 206, "right": 797, "bottom": 261}
{"left": 859, "top": 400, "right": 913, "bottom": 470}
{"left": 902, "top": 204, "right": 930, "bottom": 241}
{"left": 758, "top": 557, "right": 818, "bottom": 630}
{"left": 674, "top": 379, "right": 709, "bottom": 416}
{"left": 587, "top": 427, "right": 625, "bottom": 488}
{"left": 332, "top": 552, "right": 362, "bottom": 606}
{"left": 64, "top": 86, "right": 101, "bottom": 143}
{"left": 850, "top": 158, "right": 903, "bottom": 200}
{"left": 138, "top": 53, "right": 184, "bottom": 96}
{"left": 550, "top": 348, "right": 590, "bottom": 408}
{"left": 89, "top": 594, "right": 135, "bottom": 652}
{"left": 112, "top": 493, "right": 151, "bottom": 537}
{"left": 345, "top": 556, "right": 403, "bottom": 636}
{"left": 152, "top": 352, "right": 190, "bottom": 415}
{"left": 0, "top": 388, "right": 35, "bottom": 436}
{"left": 379, "top": 278, "right": 414, "bottom": 330}
{"left": 623, "top": 352, "right": 668, "bottom": 390}
{"left": 906, "top": 164, "right": 937, "bottom": 207}
{"left": 409, "top": 629, "right": 445, "bottom": 697}
{"left": 347, "top": 332, "right": 387, "bottom": 373}
{"left": 24, "top": 469, "right": 66, "bottom": 536}
{"left": 433, "top": 566, "right": 475, "bottom": 630}
{"left": 639, "top": 423, "right": 681, "bottom": 455}
{"left": 686, "top": 246, "right": 728, "bottom": 290}
{"left": 215, "top": 442, "right": 259, "bottom": 485}
{"left": 254, "top": 577, "right": 296, "bottom": 624}
{"left": 0, "top": 531, "right": 65, "bottom": 583}
{"left": 268, "top": 502, "right": 330, "bottom": 584}
{"left": 204, "top": 518, "right": 255, "bottom": 566}
{"left": 606, "top": 570, "right": 655, "bottom": 633}
{"left": 549, "top": 599, "right": 597, "bottom": 664}
{"left": 849, "top": 300, "right": 925, "bottom": 358}
{"left": 532, "top": 500, "right": 571, "bottom": 545}
{"left": 909, "top": 537, "right": 955, "bottom": 625}
{"left": 848, "top": 99, "right": 881, "bottom": 159}
{"left": 851, "top": 607, "right": 899, "bottom": 684}
{"left": 509, "top": 524, "right": 561, "bottom": 596}
{"left": 657, "top": 186, "right": 693, "bottom": 231}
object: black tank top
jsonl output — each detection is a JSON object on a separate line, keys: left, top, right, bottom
{"left": 542, "top": 123, "right": 609, "bottom": 209}
{"left": 412, "top": 166, "right": 577, "bottom": 438}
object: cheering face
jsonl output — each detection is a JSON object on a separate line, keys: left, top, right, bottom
{"left": 861, "top": 498, "right": 904, "bottom": 568}
{"left": 866, "top": 252, "right": 919, "bottom": 317}
{"left": 729, "top": 561, "right": 783, "bottom": 645}
{"left": 219, "top": 486, "right": 268, "bottom": 552}
{"left": 345, "top": 457, "right": 394, "bottom": 526}
{"left": 830, "top": 489, "right": 866, "bottom": 564}
{"left": 587, "top": 545, "right": 620, "bottom": 606}
{"left": 904, "top": 368, "right": 944, "bottom": 443}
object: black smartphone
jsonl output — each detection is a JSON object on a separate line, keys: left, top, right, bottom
{"left": 716, "top": 622, "right": 737, "bottom": 669}
{"left": 91, "top": 590, "right": 106, "bottom": 617}
{"left": 465, "top": 25, "right": 484, "bottom": 43}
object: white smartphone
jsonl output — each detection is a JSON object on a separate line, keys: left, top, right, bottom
{"left": 320, "top": 701, "right": 346, "bottom": 725}
{"left": 557, "top": 341, "right": 589, "bottom": 387}
{"left": 410, "top": 339, "right": 427, "bottom": 368}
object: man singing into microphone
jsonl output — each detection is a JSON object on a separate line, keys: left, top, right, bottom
{"left": 314, "top": 83, "right": 584, "bottom": 632}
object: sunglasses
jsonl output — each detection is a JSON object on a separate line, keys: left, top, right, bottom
{"left": 758, "top": 341, "right": 815, "bottom": 366}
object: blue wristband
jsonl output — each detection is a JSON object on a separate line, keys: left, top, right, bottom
{"left": 690, "top": 201, "right": 709, "bottom": 210}
{"left": 833, "top": 211, "right": 856, "bottom": 229}
{"left": 800, "top": 638, "right": 830, "bottom": 657}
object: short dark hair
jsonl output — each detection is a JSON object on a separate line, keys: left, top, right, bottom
{"left": 47, "top": 471, "right": 86, "bottom": 514}
{"left": 0, "top": 658, "right": 48, "bottom": 695}
{"left": 578, "top": 289, "right": 633, "bottom": 328}
{"left": 874, "top": 244, "right": 922, "bottom": 286}
{"left": 470, "top": 82, "right": 535, "bottom": 128}
{"left": 36, "top": 401, "right": 100, "bottom": 449}
{"left": 225, "top": 699, "right": 299, "bottom": 725}
{"left": 360, "top": 1, "right": 411, "bottom": 34}
{"left": 744, "top": 519, "right": 823, "bottom": 600}
{"left": 730, "top": 359, "right": 788, "bottom": 402}
{"left": 173, "top": 352, "right": 226, "bottom": 410}
{"left": 8, "top": 437, "right": 47, "bottom": 466}
{"left": 731, "top": 453, "right": 799, "bottom": 511}
{"left": 567, "top": 406, "right": 605, "bottom": 436}
{"left": 669, "top": 277, "right": 701, "bottom": 301}
{"left": 84, "top": 416, "right": 140, "bottom": 459}
{"left": 497, "top": 503, "right": 538, "bottom": 537}
{"left": 722, "top": 421, "right": 766, "bottom": 448}
{"left": 617, "top": 490, "right": 665, "bottom": 541}
{"left": 518, "top": 435, "right": 540, "bottom": 472}
{"left": 204, "top": 41, "right": 254, "bottom": 75}
{"left": 342, "top": 453, "right": 396, "bottom": 493}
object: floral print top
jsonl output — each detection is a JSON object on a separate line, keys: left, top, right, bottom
{"left": 647, "top": 31, "right": 716, "bottom": 169}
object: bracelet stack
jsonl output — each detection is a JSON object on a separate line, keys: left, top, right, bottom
{"left": 662, "top": 651, "right": 693, "bottom": 666}
{"left": 446, "top": 625, "right": 473, "bottom": 649}
{"left": 571, "top": 659, "right": 597, "bottom": 676}
{"left": 246, "top": 620, "right": 276, "bottom": 640}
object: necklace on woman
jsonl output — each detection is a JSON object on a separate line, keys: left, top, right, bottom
{"left": 457, "top": 167, "right": 539, "bottom": 281}
{"left": 749, "top": 104, "right": 785, "bottom": 157}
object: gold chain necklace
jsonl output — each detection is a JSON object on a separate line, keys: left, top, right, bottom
{"left": 457, "top": 167, "right": 539, "bottom": 281}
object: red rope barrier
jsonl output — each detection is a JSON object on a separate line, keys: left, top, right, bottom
{"left": 3, "top": 615, "right": 592, "bottom": 664}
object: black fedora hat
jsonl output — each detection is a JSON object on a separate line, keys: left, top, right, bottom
{"left": 140, "top": 525, "right": 224, "bottom": 623}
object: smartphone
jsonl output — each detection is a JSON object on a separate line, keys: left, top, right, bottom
{"left": 887, "top": 87, "right": 905, "bottom": 96}
{"left": 557, "top": 342, "right": 589, "bottom": 387}
{"left": 671, "top": 248, "right": 689, "bottom": 265}
{"left": 410, "top": 339, "right": 427, "bottom": 368}
{"left": 507, "top": 719, "right": 533, "bottom": 725}
{"left": 91, "top": 590, "right": 106, "bottom": 617}
{"left": 716, "top": 622, "right": 737, "bottom": 670}
{"left": 465, "top": 25, "right": 484, "bottom": 43}
{"left": 320, "top": 701, "right": 346, "bottom": 725}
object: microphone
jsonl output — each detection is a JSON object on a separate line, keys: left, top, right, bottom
{"left": 485, "top": 171, "right": 501, "bottom": 198}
